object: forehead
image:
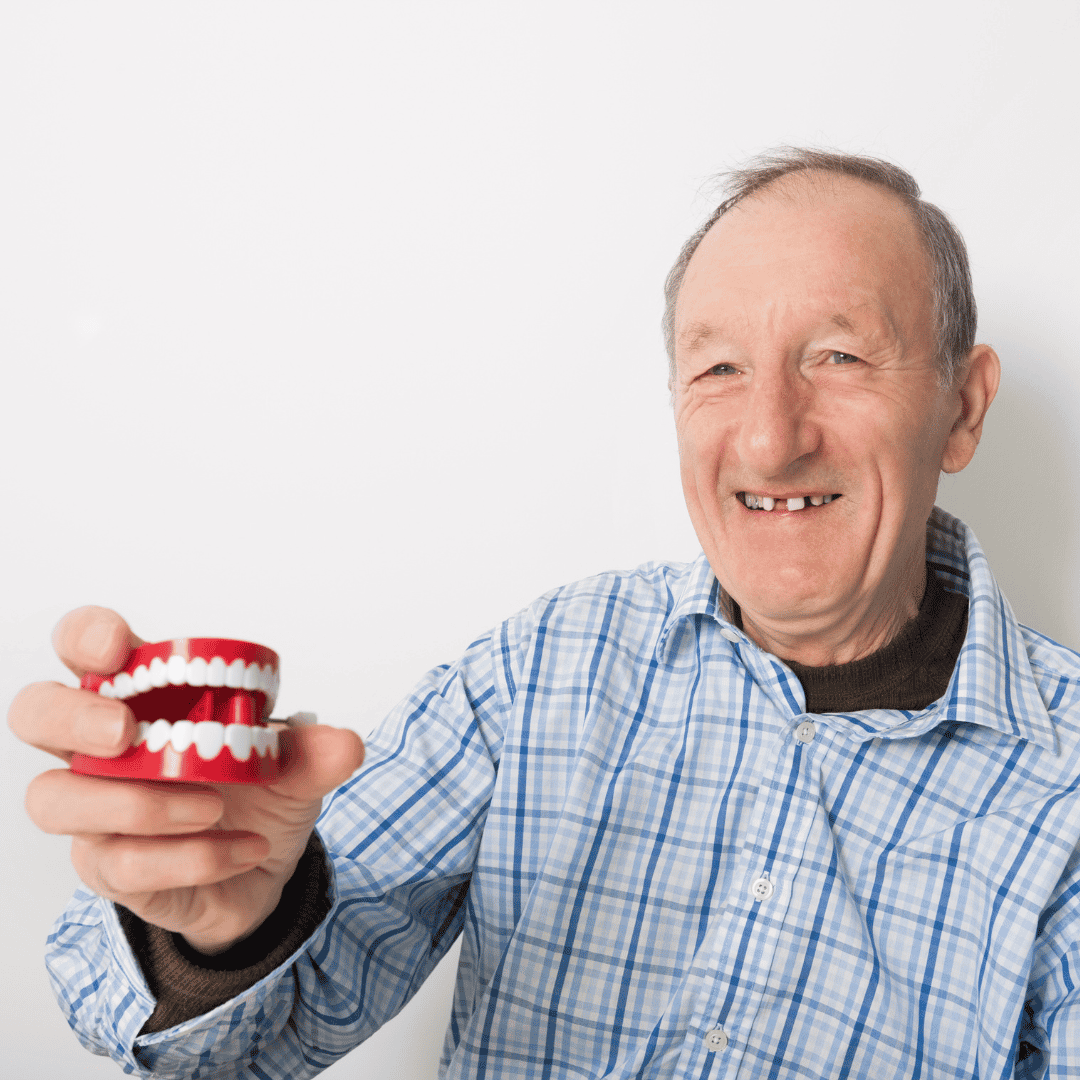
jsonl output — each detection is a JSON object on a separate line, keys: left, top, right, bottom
{"left": 676, "top": 173, "right": 932, "bottom": 348}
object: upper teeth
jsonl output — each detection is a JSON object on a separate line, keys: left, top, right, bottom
{"left": 743, "top": 493, "right": 834, "bottom": 511}
{"left": 96, "top": 656, "right": 279, "bottom": 709}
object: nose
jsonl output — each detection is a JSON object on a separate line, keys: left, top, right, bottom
{"left": 734, "top": 366, "right": 820, "bottom": 478}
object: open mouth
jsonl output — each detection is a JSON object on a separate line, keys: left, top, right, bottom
{"left": 738, "top": 492, "right": 842, "bottom": 511}
{"left": 70, "top": 639, "right": 284, "bottom": 784}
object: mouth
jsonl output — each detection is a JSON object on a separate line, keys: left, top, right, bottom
{"left": 70, "top": 638, "right": 283, "bottom": 784}
{"left": 738, "top": 492, "right": 842, "bottom": 512}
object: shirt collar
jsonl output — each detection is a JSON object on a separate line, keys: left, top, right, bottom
{"left": 925, "top": 507, "right": 1057, "bottom": 752}
{"left": 656, "top": 550, "right": 733, "bottom": 659}
{"left": 656, "top": 507, "right": 1058, "bottom": 752}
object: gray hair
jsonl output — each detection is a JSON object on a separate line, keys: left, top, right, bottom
{"left": 662, "top": 148, "right": 977, "bottom": 389}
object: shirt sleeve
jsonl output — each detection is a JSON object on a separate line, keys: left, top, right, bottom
{"left": 44, "top": 622, "right": 517, "bottom": 1079}
{"left": 1018, "top": 846, "right": 1080, "bottom": 1079}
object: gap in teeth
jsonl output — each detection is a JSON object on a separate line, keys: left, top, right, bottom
{"left": 133, "top": 720, "right": 279, "bottom": 761}
{"left": 742, "top": 492, "right": 836, "bottom": 511}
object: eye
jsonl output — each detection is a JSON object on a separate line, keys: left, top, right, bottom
{"left": 704, "top": 363, "right": 739, "bottom": 376}
{"left": 829, "top": 351, "right": 862, "bottom": 365}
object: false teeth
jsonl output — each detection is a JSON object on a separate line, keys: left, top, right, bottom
{"left": 225, "top": 723, "right": 253, "bottom": 762}
{"left": 132, "top": 719, "right": 279, "bottom": 761}
{"left": 145, "top": 718, "right": 172, "bottom": 753}
{"left": 170, "top": 720, "right": 195, "bottom": 753}
{"left": 98, "top": 657, "right": 279, "bottom": 706}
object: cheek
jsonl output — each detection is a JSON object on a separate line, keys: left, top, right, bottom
{"left": 897, "top": 409, "right": 955, "bottom": 480}
{"left": 675, "top": 403, "right": 726, "bottom": 475}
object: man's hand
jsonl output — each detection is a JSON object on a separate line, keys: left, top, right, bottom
{"left": 9, "top": 606, "right": 364, "bottom": 954}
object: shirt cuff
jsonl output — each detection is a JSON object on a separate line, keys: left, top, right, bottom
{"left": 117, "top": 831, "right": 332, "bottom": 1035}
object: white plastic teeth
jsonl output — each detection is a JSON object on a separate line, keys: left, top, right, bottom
{"left": 133, "top": 720, "right": 279, "bottom": 761}
{"left": 97, "top": 657, "right": 279, "bottom": 706}
{"left": 743, "top": 493, "right": 834, "bottom": 511}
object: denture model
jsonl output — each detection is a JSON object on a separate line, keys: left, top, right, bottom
{"left": 70, "top": 638, "right": 283, "bottom": 784}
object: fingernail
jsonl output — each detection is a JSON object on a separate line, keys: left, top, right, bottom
{"left": 81, "top": 617, "right": 126, "bottom": 670}
{"left": 231, "top": 838, "right": 267, "bottom": 864}
{"left": 79, "top": 702, "right": 129, "bottom": 756}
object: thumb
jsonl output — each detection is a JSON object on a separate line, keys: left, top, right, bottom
{"left": 270, "top": 724, "right": 364, "bottom": 803}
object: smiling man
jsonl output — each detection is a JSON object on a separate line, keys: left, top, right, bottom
{"left": 671, "top": 162, "right": 999, "bottom": 667}
{"left": 12, "top": 149, "right": 1080, "bottom": 1078}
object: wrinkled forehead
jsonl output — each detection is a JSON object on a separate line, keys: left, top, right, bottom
{"left": 676, "top": 173, "right": 935, "bottom": 343}
{"left": 697, "top": 172, "right": 928, "bottom": 277}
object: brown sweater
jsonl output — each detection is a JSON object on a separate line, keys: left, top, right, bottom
{"left": 129, "top": 568, "right": 968, "bottom": 1035}
{"left": 122, "top": 831, "right": 332, "bottom": 1034}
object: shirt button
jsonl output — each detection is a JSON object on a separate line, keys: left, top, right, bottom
{"left": 795, "top": 720, "right": 816, "bottom": 743}
{"left": 751, "top": 875, "right": 774, "bottom": 900}
{"left": 720, "top": 628, "right": 741, "bottom": 643}
{"left": 703, "top": 1027, "right": 729, "bottom": 1051}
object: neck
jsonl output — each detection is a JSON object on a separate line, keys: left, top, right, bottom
{"left": 782, "top": 571, "right": 968, "bottom": 713}
{"left": 734, "top": 561, "right": 927, "bottom": 666}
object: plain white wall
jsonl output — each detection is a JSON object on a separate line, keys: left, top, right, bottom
{"left": 2, "top": 2, "right": 1077, "bottom": 1076}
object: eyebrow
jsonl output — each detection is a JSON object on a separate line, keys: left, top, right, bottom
{"left": 677, "top": 311, "right": 874, "bottom": 353}
{"left": 676, "top": 321, "right": 719, "bottom": 352}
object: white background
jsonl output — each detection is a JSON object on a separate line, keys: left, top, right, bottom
{"left": 2, "top": 2, "right": 1077, "bottom": 1077}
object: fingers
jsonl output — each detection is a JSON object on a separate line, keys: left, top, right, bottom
{"left": 71, "top": 831, "right": 270, "bottom": 900}
{"left": 9, "top": 607, "right": 142, "bottom": 762}
{"left": 8, "top": 680, "right": 134, "bottom": 761}
{"left": 26, "top": 770, "right": 224, "bottom": 836}
{"left": 52, "top": 606, "right": 144, "bottom": 678}
{"left": 270, "top": 724, "right": 364, "bottom": 803}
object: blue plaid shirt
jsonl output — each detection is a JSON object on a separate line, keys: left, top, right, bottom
{"left": 47, "top": 509, "right": 1080, "bottom": 1078}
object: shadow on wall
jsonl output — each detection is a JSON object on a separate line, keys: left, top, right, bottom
{"left": 938, "top": 379, "right": 1079, "bottom": 651}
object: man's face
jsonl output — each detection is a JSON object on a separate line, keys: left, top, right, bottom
{"left": 672, "top": 175, "right": 969, "bottom": 663}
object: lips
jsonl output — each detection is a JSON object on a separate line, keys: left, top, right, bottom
{"left": 70, "top": 638, "right": 284, "bottom": 785}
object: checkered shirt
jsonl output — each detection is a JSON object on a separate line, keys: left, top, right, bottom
{"left": 46, "top": 508, "right": 1080, "bottom": 1078}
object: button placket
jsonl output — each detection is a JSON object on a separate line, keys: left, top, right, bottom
{"left": 679, "top": 706, "right": 827, "bottom": 1078}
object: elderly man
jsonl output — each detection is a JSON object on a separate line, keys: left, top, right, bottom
{"left": 12, "top": 149, "right": 1080, "bottom": 1078}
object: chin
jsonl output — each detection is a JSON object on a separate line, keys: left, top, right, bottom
{"left": 732, "top": 568, "right": 855, "bottom": 625}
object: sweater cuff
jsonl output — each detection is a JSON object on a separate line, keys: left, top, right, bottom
{"left": 117, "top": 831, "right": 332, "bottom": 1035}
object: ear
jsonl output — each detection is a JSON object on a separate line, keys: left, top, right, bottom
{"left": 940, "top": 344, "right": 1001, "bottom": 474}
